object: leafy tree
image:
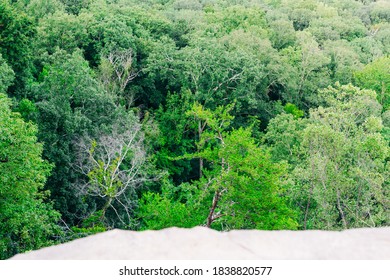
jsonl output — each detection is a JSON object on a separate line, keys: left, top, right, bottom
{"left": 268, "top": 18, "right": 297, "bottom": 50}
{"left": 283, "top": 31, "right": 331, "bottom": 107}
{"left": 85, "top": 10, "right": 138, "bottom": 65}
{"left": 0, "top": 93, "right": 61, "bottom": 259}
{"left": 139, "top": 36, "right": 179, "bottom": 108}
{"left": 14, "top": 0, "right": 65, "bottom": 20}
{"left": 281, "top": 0, "right": 318, "bottom": 31}
{"left": 154, "top": 90, "right": 197, "bottom": 183}
{"left": 354, "top": 56, "right": 390, "bottom": 110}
{"left": 0, "top": 0, "right": 36, "bottom": 95}
{"left": 307, "top": 15, "right": 367, "bottom": 43}
{"left": 203, "top": 5, "right": 267, "bottom": 36}
{"left": 264, "top": 112, "right": 308, "bottom": 166}
{"left": 351, "top": 37, "right": 384, "bottom": 64}
{"left": 173, "top": 0, "right": 202, "bottom": 11}
{"left": 283, "top": 103, "right": 304, "bottom": 118}
{"left": 207, "top": 126, "right": 298, "bottom": 230}
{"left": 374, "top": 23, "right": 390, "bottom": 55}
{"left": 369, "top": 0, "right": 390, "bottom": 24}
{"left": 29, "top": 49, "right": 118, "bottom": 224}
{"left": 324, "top": 40, "right": 362, "bottom": 84}
{"left": 266, "top": 84, "right": 389, "bottom": 229}
{"left": 34, "top": 11, "right": 89, "bottom": 55}
{"left": 140, "top": 103, "right": 298, "bottom": 230}
{"left": 98, "top": 48, "right": 138, "bottom": 106}
{"left": 60, "top": 0, "right": 91, "bottom": 15}
{"left": 0, "top": 54, "right": 14, "bottom": 93}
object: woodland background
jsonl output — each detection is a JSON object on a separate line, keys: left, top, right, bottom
{"left": 0, "top": 0, "right": 389, "bottom": 259}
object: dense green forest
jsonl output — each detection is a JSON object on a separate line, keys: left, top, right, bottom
{"left": 1, "top": 0, "right": 389, "bottom": 259}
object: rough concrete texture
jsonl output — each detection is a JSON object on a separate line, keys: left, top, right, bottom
{"left": 10, "top": 227, "right": 390, "bottom": 260}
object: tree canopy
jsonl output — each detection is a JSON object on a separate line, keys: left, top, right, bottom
{"left": 1, "top": 0, "right": 389, "bottom": 259}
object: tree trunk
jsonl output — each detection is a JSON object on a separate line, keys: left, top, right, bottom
{"left": 100, "top": 197, "right": 113, "bottom": 224}
{"left": 198, "top": 120, "right": 203, "bottom": 178}
{"left": 304, "top": 183, "right": 315, "bottom": 229}
{"left": 336, "top": 189, "right": 347, "bottom": 229}
{"left": 206, "top": 190, "right": 221, "bottom": 228}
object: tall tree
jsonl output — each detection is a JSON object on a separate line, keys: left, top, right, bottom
{"left": 73, "top": 112, "right": 160, "bottom": 228}
{"left": 266, "top": 84, "right": 389, "bottom": 229}
{"left": 29, "top": 49, "right": 118, "bottom": 224}
{"left": 0, "top": 93, "right": 60, "bottom": 259}
{"left": 140, "top": 103, "right": 298, "bottom": 230}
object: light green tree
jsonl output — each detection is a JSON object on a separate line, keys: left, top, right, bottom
{"left": 140, "top": 103, "right": 298, "bottom": 230}
{"left": 354, "top": 56, "right": 390, "bottom": 110}
{"left": 0, "top": 93, "right": 60, "bottom": 259}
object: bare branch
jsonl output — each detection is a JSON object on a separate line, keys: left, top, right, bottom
{"left": 72, "top": 117, "right": 155, "bottom": 226}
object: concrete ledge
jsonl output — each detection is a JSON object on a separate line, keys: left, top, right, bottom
{"left": 10, "top": 227, "right": 390, "bottom": 260}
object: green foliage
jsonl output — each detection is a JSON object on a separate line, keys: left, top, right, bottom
{"left": 15, "top": 98, "right": 38, "bottom": 121}
{"left": 29, "top": 49, "right": 119, "bottom": 224}
{"left": 60, "top": 0, "right": 91, "bottom": 15}
{"left": 35, "top": 11, "right": 89, "bottom": 55}
{"left": 0, "top": 54, "right": 14, "bottom": 93}
{"left": 291, "top": 31, "right": 331, "bottom": 107}
{"left": 307, "top": 15, "right": 367, "bottom": 43}
{"left": 204, "top": 5, "right": 267, "bottom": 36}
{"left": 354, "top": 56, "right": 390, "bottom": 110}
{"left": 154, "top": 90, "right": 196, "bottom": 183}
{"left": 268, "top": 18, "right": 296, "bottom": 49}
{"left": 210, "top": 127, "right": 298, "bottom": 230}
{"left": 0, "top": 0, "right": 35, "bottom": 94}
{"left": 369, "top": 1, "right": 390, "bottom": 24}
{"left": 17, "top": 0, "right": 65, "bottom": 20}
{"left": 66, "top": 211, "right": 106, "bottom": 241}
{"left": 265, "top": 112, "right": 308, "bottom": 165}
{"left": 284, "top": 103, "right": 304, "bottom": 118}
{"left": 139, "top": 184, "right": 205, "bottom": 230}
{"left": 350, "top": 37, "right": 384, "bottom": 64}
{"left": 2, "top": 0, "right": 390, "bottom": 258}
{"left": 0, "top": 93, "right": 61, "bottom": 259}
{"left": 266, "top": 84, "right": 389, "bottom": 230}
{"left": 141, "top": 103, "right": 298, "bottom": 230}
{"left": 281, "top": 0, "right": 318, "bottom": 31}
{"left": 324, "top": 40, "right": 362, "bottom": 84}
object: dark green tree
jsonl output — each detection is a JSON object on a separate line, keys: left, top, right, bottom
{"left": 0, "top": 0, "right": 36, "bottom": 95}
{"left": 29, "top": 49, "right": 118, "bottom": 224}
{"left": 0, "top": 54, "right": 14, "bottom": 93}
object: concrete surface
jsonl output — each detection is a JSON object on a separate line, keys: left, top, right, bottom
{"left": 10, "top": 226, "right": 390, "bottom": 260}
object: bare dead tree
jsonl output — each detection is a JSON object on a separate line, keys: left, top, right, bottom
{"left": 108, "top": 49, "right": 138, "bottom": 92}
{"left": 73, "top": 120, "right": 150, "bottom": 226}
{"left": 99, "top": 49, "right": 139, "bottom": 105}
